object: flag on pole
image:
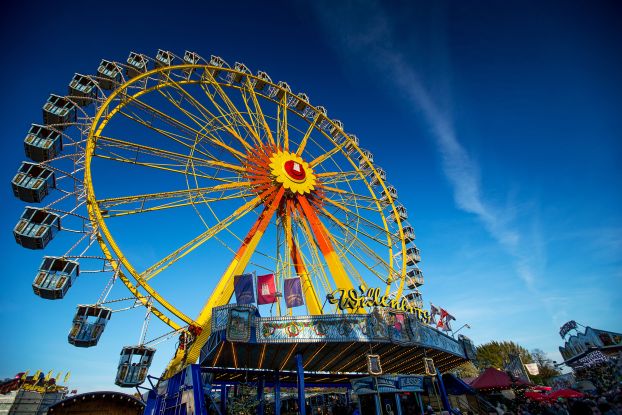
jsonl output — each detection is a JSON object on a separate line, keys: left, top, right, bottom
{"left": 32, "top": 370, "right": 42, "bottom": 385}
{"left": 437, "top": 308, "right": 449, "bottom": 329}
{"left": 257, "top": 274, "right": 277, "bottom": 304}
{"left": 20, "top": 371, "right": 29, "bottom": 381}
{"left": 44, "top": 370, "right": 53, "bottom": 382}
{"left": 443, "top": 313, "right": 456, "bottom": 332}
{"left": 430, "top": 303, "right": 440, "bottom": 324}
{"left": 64, "top": 371, "right": 71, "bottom": 383}
{"left": 284, "top": 277, "right": 304, "bottom": 308}
{"left": 234, "top": 273, "right": 255, "bottom": 304}
{"left": 55, "top": 372, "right": 62, "bottom": 382}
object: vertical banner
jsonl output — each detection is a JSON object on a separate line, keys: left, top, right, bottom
{"left": 257, "top": 274, "right": 277, "bottom": 305}
{"left": 234, "top": 273, "right": 255, "bottom": 304}
{"left": 284, "top": 277, "right": 304, "bottom": 308}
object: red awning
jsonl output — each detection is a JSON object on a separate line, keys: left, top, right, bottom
{"left": 548, "top": 389, "right": 585, "bottom": 400}
{"left": 470, "top": 368, "right": 530, "bottom": 390}
{"left": 525, "top": 391, "right": 548, "bottom": 401}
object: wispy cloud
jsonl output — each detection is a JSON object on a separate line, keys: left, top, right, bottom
{"left": 310, "top": 0, "right": 541, "bottom": 288}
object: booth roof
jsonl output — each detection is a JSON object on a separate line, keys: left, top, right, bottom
{"left": 470, "top": 368, "right": 530, "bottom": 390}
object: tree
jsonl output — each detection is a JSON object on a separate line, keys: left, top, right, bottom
{"left": 529, "top": 349, "right": 561, "bottom": 385}
{"left": 475, "top": 341, "right": 533, "bottom": 370}
{"left": 453, "top": 361, "right": 480, "bottom": 379}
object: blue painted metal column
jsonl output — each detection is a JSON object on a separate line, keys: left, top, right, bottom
{"left": 436, "top": 369, "right": 452, "bottom": 412}
{"left": 373, "top": 377, "right": 382, "bottom": 415}
{"left": 257, "top": 377, "right": 265, "bottom": 415}
{"left": 189, "top": 364, "right": 208, "bottom": 415}
{"left": 296, "top": 353, "right": 306, "bottom": 415}
{"left": 417, "top": 392, "right": 425, "bottom": 415}
{"left": 220, "top": 385, "right": 227, "bottom": 415}
{"left": 395, "top": 393, "right": 403, "bottom": 415}
{"left": 274, "top": 370, "right": 281, "bottom": 415}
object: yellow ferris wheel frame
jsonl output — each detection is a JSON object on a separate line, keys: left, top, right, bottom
{"left": 83, "top": 63, "right": 409, "bottom": 378}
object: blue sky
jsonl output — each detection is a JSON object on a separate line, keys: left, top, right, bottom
{"left": 1, "top": 0, "right": 621, "bottom": 392}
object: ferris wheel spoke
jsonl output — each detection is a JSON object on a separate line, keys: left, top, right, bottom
{"left": 123, "top": 92, "right": 247, "bottom": 162}
{"left": 293, "top": 206, "right": 335, "bottom": 306}
{"left": 321, "top": 211, "right": 399, "bottom": 284}
{"left": 92, "top": 152, "right": 231, "bottom": 182}
{"left": 332, "top": 238, "right": 396, "bottom": 289}
{"left": 295, "top": 113, "right": 321, "bottom": 156}
{"left": 330, "top": 234, "right": 389, "bottom": 286}
{"left": 322, "top": 185, "right": 380, "bottom": 204}
{"left": 142, "top": 194, "right": 264, "bottom": 281}
{"left": 161, "top": 75, "right": 256, "bottom": 153}
{"left": 153, "top": 88, "right": 250, "bottom": 161}
{"left": 309, "top": 137, "right": 350, "bottom": 167}
{"left": 157, "top": 88, "right": 219, "bottom": 138}
{"left": 319, "top": 206, "right": 391, "bottom": 248}
{"left": 97, "top": 183, "right": 252, "bottom": 218}
{"left": 284, "top": 200, "right": 323, "bottom": 314}
{"left": 239, "top": 82, "right": 271, "bottom": 147}
{"left": 242, "top": 78, "right": 276, "bottom": 146}
{"left": 166, "top": 187, "right": 286, "bottom": 374}
{"left": 95, "top": 135, "right": 245, "bottom": 175}
{"left": 161, "top": 73, "right": 221, "bottom": 126}
{"left": 276, "top": 94, "right": 290, "bottom": 151}
{"left": 323, "top": 197, "right": 391, "bottom": 239}
{"left": 316, "top": 170, "right": 366, "bottom": 186}
{"left": 200, "top": 73, "right": 258, "bottom": 150}
{"left": 116, "top": 270, "right": 185, "bottom": 330}
{"left": 115, "top": 108, "right": 217, "bottom": 159}
{"left": 296, "top": 196, "right": 361, "bottom": 310}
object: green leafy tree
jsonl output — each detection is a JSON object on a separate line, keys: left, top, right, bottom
{"left": 529, "top": 349, "right": 561, "bottom": 385}
{"left": 453, "top": 361, "right": 480, "bottom": 379}
{"left": 475, "top": 341, "right": 533, "bottom": 370}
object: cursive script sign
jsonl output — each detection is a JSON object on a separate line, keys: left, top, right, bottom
{"left": 328, "top": 286, "right": 430, "bottom": 323}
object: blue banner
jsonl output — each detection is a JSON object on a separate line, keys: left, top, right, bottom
{"left": 284, "top": 277, "right": 304, "bottom": 308}
{"left": 234, "top": 274, "right": 255, "bottom": 304}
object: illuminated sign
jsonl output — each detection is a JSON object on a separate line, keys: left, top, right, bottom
{"left": 559, "top": 320, "right": 577, "bottom": 338}
{"left": 328, "top": 286, "right": 430, "bottom": 323}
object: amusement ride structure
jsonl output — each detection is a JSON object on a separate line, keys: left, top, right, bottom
{"left": 12, "top": 50, "right": 474, "bottom": 414}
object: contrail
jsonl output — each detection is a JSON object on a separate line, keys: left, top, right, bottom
{"left": 310, "top": 0, "right": 537, "bottom": 287}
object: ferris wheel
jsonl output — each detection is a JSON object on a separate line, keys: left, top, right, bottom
{"left": 11, "top": 49, "right": 425, "bottom": 384}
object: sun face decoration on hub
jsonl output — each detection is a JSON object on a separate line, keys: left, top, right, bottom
{"left": 269, "top": 151, "right": 317, "bottom": 195}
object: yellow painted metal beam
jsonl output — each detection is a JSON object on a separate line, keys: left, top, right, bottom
{"left": 163, "top": 186, "right": 285, "bottom": 378}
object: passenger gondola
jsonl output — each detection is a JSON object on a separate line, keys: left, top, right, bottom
{"left": 68, "top": 305, "right": 112, "bottom": 347}
{"left": 23, "top": 124, "right": 62, "bottom": 162}
{"left": 43, "top": 94, "right": 76, "bottom": 127}
{"left": 114, "top": 346, "right": 155, "bottom": 387}
{"left": 32, "top": 256, "right": 79, "bottom": 299}
{"left": 11, "top": 162, "right": 55, "bottom": 203}
{"left": 13, "top": 207, "right": 61, "bottom": 249}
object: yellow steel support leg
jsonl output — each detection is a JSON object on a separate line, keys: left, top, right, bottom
{"left": 163, "top": 187, "right": 285, "bottom": 378}
{"left": 285, "top": 200, "right": 323, "bottom": 315}
{"left": 297, "top": 196, "right": 362, "bottom": 313}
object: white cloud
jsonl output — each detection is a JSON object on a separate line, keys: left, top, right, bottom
{"left": 310, "top": 0, "right": 540, "bottom": 288}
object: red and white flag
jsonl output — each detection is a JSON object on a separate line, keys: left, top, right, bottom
{"left": 437, "top": 308, "right": 449, "bottom": 329}
{"left": 430, "top": 303, "right": 440, "bottom": 324}
{"left": 257, "top": 274, "right": 277, "bottom": 305}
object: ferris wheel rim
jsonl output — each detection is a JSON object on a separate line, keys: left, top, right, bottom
{"left": 83, "top": 62, "right": 409, "bottom": 334}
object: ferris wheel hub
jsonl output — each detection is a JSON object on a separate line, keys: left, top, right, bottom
{"left": 269, "top": 151, "right": 316, "bottom": 195}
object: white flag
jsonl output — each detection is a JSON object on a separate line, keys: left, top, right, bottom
{"left": 525, "top": 363, "right": 539, "bottom": 375}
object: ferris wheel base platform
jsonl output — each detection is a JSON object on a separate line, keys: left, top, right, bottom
{"left": 197, "top": 304, "right": 473, "bottom": 382}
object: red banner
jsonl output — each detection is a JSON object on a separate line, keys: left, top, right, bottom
{"left": 257, "top": 274, "right": 277, "bottom": 305}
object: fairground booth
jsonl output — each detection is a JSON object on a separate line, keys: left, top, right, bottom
{"left": 558, "top": 321, "right": 622, "bottom": 392}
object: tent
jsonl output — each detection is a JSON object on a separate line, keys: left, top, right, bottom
{"left": 547, "top": 389, "right": 585, "bottom": 400}
{"left": 524, "top": 391, "right": 548, "bottom": 401}
{"left": 470, "top": 368, "right": 530, "bottom": 391}
{"left": 442, "top": 373, "right": 476, "bottom": 395}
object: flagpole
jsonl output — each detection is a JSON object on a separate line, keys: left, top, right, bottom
{"left": 253, "top": 271, "right": 257, "bottom": 306}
